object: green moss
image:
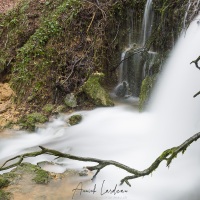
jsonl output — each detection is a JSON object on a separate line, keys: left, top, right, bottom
{"left": 42, "top": 104, "right": 54, "bottom": 114}
{"left": 11, "top": 0, "right": 82, "bottom": 97}
{"left": 0, "top": 177, "right": 10, "bottom": 189}
{"left": 11, "top": 163, "right": 50, "bottom": 184}
{"left": 19, "top": 112, "right": 48, "bottom": 131}
{"left": 0, "top": 190, "right": 11, "bottom": 200}
{"left": 68, "top": 114, "right": 82, "bottom": 126}
{"left": 139, "top": 75, "right": 157, "bottom": 111}
{"left": 54, "top": 105, "right": 66, "bottom": 113}
{"left": 32, "top": 169, "right": 50, "bottom": 184}
{"left": 81, "top": 73, "right": 114, "bottom": 107}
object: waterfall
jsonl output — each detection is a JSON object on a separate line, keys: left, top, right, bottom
{"left": 116, "top": 0, "right": 154, "bottom": 97}
{"left": 149, "top": 15, "right": 200, "bottom": 134}
{"left": 0, "top": 4, "right": 200, "bottom": 200}
{"left": 141, "top": 0, "right": 154, "bottom": 46}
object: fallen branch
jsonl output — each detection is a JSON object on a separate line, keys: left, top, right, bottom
{"left": 193, "top": 91, "right": 200, "bottom": 98}
{"left": 190, "top": 56, "right": 200, "bottom": 70}
{"left": 1, "top": 132, "right": 200, "bottom": 186}
{"left": 190, "top": 56, "right": 200, "bottom": 97}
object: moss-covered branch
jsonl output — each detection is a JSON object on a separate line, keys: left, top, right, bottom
{"left": 1, "top": 132, "right": 200, "bottom": 186}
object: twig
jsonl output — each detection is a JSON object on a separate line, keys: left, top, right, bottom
{"left": 61, "top": 57, "right": 82, "bottom": 85}
{"left": 4, "top": 34, "right": 8, "bottom": 48}
{"left": 193, "top": 91, "right": 200, "bottom": 98}
{"left": 110, "top": 47, "right": 147, "bottom": 72}
{"left": 190, "top": 56, "right": 200, "bottom": 70}
{"left": 111, "top": 23, "right": 120, "bottom": 44}
{"left": 87, "top": 12, "right": 96, "bottom": 33}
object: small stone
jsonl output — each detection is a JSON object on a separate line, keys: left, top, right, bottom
{"left": 64, "top": 93, "right": 77, "bottom": 108}
{"left": 79, "top": 169, "right": 89, "bottom": 176}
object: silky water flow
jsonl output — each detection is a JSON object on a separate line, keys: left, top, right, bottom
{"left": 0, "top": 13, "right": 200, "bottom": 200}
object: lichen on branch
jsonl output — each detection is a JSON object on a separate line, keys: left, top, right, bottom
{"left": 1, "top": 132, "right": 200, "bottom": 186}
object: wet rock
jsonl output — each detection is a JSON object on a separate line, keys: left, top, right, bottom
{"left": 68, "top": 114, "right": 82, "bottom": 126}
{"left": 81, "top": 72, "right": 114, "bottom": 106}
{"left": 64, "top": 93, "right": 77, "bottom": 108}
{"left": 114, "top": 81, "right": 129, "bottom": 97}
{"left": 139, "top": 74, "right": 157, "bottom": 110}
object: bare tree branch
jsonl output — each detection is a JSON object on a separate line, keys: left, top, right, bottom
{"left": 1, "top": 132, "right": 200, "bottom": 186}
{"left": 191, "top": 56, "right": 200, "bottom": 97}
{"left": 110, "top": 47, "right": 147, "bottom": 72}
{"left": 193, "top": 91, "right": 200, "bottom": 98}
{"left": 190, "top": 56, "right": 200, "bottom": 70}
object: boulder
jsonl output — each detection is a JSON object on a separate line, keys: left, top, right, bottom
{"left": 81, "top": 72, "right": 114, "bottom": 106}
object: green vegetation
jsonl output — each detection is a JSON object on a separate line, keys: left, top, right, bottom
{"left": 19, "top": 112, "right": 48, "bottom": 131}
{"left": 12, "top": 163, "right": 50, "bottom": 184}
{"left": 0, "top": 177, "right": 10, "bottom": 189}
{"left": 139, "top": 75, "right": 157, "bottom": 110}
{"left": 32, "top": 169, "right": 50, "bottom": 184}
{"left": 42, "top": 104, "right": 54, "bottom": 114}
{"left": 0, "top": 190, "right": 11, "bottom": 200}
{"left": 81, "top": 73, "right": 114, "bottom": 106}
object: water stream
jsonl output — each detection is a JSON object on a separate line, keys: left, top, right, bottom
{"left": 1, "top": 8, "right": 200, "bottom": 200}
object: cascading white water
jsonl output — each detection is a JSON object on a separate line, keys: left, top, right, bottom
{"left": 141, "top": 0, "right": 154, "bottom": 46}
{"left": 117, "top": 0, "right": 155, "bottom": 96}
{"left": 149, "top": 15, "right": 200, "bottom": 135}
{"left": 1, "top": 11, "right": 200, "bottom": 200}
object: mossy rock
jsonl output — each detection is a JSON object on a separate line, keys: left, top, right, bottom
{"left": 0, "top": 190, "right": 11, "bottom": 200}
{"left": 32, "top": 169, "right": 50, "bottom": 184}
{"left": 81, "top": 73, "right": 114, "bottom": 107}
{"left": 139, "top": 74, "right": 157, "bottom": 110}
{"left": 42, "top": 104, "right": 54, "bottom": 114}
{"left": 68, "top": 114, "right": 82, "bottom": 126}
{"left": 12, "top": 163, "right": 50, "bottom": 185}
{"left": 19, "top": 112, "right": 48, "bottom": 131}
{"left": 0, "top": 177, "right": 10, "bottom": 189}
